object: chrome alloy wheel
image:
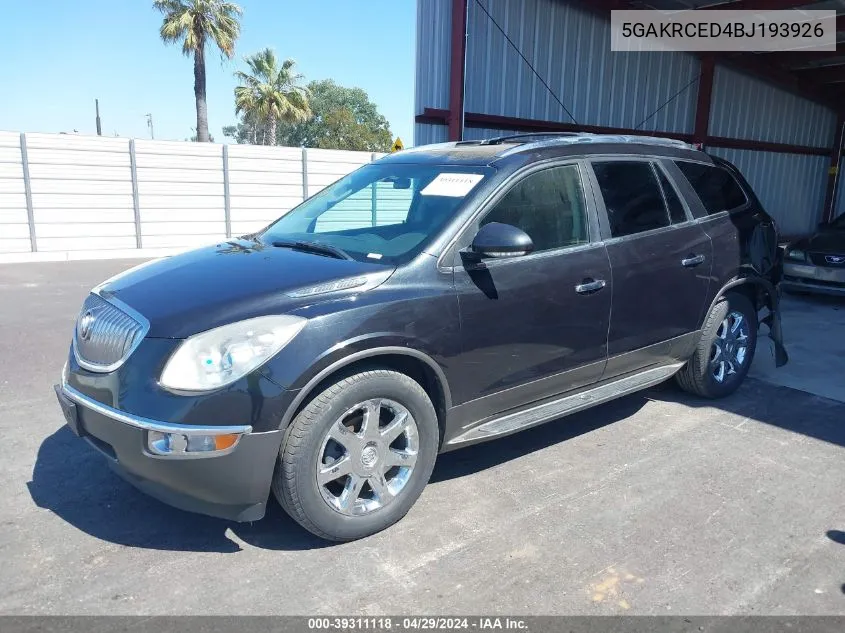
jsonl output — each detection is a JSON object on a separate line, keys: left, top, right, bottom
{"left": 316, "top": 399, "right": 419, "bottom": 516}
{"left": 709, "top": 310, "right": 750, "bottom": 384}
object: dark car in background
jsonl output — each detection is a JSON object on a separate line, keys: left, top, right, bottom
{"left": 55, "top": 133, "right": 787, "bottom": 542}
{"left": 782, "top": 213, "right": 845, "bottom": 296}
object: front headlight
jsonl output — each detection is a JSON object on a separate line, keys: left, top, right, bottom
{"left": 786, "top": 249, "right": 806, "bottom": 262}
{"left": 159, "top": 315, "right": 306, "bottom": 392}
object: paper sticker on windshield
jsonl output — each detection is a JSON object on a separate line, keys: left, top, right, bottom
{"left": 420, "top": 173, "right": 484, "bottom": 197}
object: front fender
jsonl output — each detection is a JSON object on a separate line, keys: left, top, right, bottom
{"left": 274, "top": 340, "right": 453, "bottom": 429}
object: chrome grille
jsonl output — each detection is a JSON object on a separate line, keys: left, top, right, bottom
{"left": 73, "top": 294, "right": 148, "bottom": 372}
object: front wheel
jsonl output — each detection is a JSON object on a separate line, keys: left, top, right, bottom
{"left": 676, "top": 293, "right": 757, "bottom": 399}
{"left": 272, "top": 369, "right": 439, "bottom": 541}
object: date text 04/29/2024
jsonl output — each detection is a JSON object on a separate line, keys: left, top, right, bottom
{"left": 307, "top": 617, "right": 528, "bottom": 630}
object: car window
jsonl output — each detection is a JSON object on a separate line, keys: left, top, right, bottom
{"left": 592, "top": 161, "right": 670, "bottom": 237}
{"left": 259, "top": 163, "right": 491, "bottom": 264}
{"left": 655, "top": 167, "right": 688, "bottom": 224}
{"left": 674, "top": 161, "right": 747, "bottom": 215}
{"left": 480, "top": 164, "right": 588, "bottom": 252}
{"left": 315, "top": 182, "right": 415, "bottom": 233}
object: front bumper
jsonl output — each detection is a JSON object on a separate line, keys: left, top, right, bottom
{"left": 782, "top": 261, "right": 845, "bottom": 296}
{"left": 55, "top": 383, "right": 283, "bottom": 522}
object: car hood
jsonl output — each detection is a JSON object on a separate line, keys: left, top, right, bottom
{"left": 790, "top": 229, "right": 845, "bottom": 254}
{"left": 96, "top": 239, "right": 393, "bottom": 338}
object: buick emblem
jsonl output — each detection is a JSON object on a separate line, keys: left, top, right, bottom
{"left": 79, "top": 311, "right": 96, "bottom": 341}
{"left": 825, "top": 255, "right": 845, "bottom": 265}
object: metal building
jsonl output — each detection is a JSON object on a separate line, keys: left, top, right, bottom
{"left": 414, "top": 0, "right": 845, "bottom": 237}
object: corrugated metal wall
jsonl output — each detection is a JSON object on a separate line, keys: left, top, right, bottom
{"left": 414, "top": 0, "right": 700, "bottom": 145}
{"left": 464, "top": 0, "right": 699, "bottom": 134}
{"left": 413, "top": 0, "right": 838, "bottom": 236}
{"left": 709, "top": 66, "right": 836, "bottom": 148}
{"left": 707, "top": 67, "right": 837, "bottom": 235}
{"left": 415, "top": 0, "right": 453, "bottom": 146}
{"left": 0, "top": 132, "right": 383, "bottom": 257}
{"left": 709, "top": 147, "right": 829, "bottom": 236}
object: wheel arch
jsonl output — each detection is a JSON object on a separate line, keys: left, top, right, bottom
{"left": 279, "top": 347, "right": 452, "bottom": 434}
{"left": 703, "top": 275, "right": 777, "bottom": 325}
{"left": 702, "top": 274, "right": 788, "bottom": 367}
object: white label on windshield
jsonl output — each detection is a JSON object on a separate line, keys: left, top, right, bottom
{"left": 420, "top": 173, "right": 484, "bottom": 197}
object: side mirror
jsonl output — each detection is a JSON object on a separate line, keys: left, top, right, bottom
{"left": 466, "top": 222, "right": 534, "bottom": 260}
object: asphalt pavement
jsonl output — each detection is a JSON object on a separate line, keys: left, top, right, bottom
{"left": 1, "top": 259, "right": 843, "bottom": 615}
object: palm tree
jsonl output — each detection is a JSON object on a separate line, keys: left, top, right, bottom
{"left": 235, "top": 49, "right": 311, "bottom": 146}
{"left": 154, "top": 0, "right": 242, "bottom": 142}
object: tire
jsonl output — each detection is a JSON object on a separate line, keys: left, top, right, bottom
{"left": 272, "top": 369, "right": 439, "bottom": 541}
{"left": 676, "top": 292, "right": 757, "bottom": 399}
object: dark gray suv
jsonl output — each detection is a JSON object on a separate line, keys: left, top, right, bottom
{"left": 56, "top": 133, "right": 787, "bottom": 541}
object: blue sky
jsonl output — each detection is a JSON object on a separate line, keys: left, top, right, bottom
{"left": 0, "top": 0, "right": 416, "bottom": 145}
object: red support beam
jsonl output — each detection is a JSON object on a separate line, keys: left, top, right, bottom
{"left": 461, "top": 111, "right": 694, "bottom": 140}
{"left": 448, "top": 0, "right": 468, "bottom": 142}
{"left": 822, "top": 115, "right": 845, "bottom": 224}
{"left": 693, "top": 56, "right": 716, "bottom": 146}
{"left": 415, "top": 109, "right": 831, "bottom": 155}
{"left": 704, "top": 135, "right": 829, "bottom": 156}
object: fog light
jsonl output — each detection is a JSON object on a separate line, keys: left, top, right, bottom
{"left": 148, "top": 431, "right": 240, "bottom": 456}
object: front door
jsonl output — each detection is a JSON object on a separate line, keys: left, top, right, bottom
{"left": 588, "top": 159, "right": 712, "bottom": 377}
{"left": 449, "top": 162, "right": 612, "bottom": 420}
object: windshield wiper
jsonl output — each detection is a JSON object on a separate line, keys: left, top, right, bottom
{"left": 271, "top": 240, "right": 353, "bottom": 260}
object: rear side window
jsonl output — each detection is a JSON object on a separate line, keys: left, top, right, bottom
{"left": 592, "top": 161, "right": 670, "bottom": 238}
{"left": 674, "top": 161, "right": 747, "bottom": 215}
{"left": 481, "top": 164, "right": 589, "bottom": 252}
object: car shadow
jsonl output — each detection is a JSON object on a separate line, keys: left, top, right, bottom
{"left": 29, "top": 392, "right": 650, "bottom": 552}
{"left": 27, "top": 425, "right": 331, "bottom": 553}
{"left": 30, "top": 375, "right": 845, "bottom": 553}
{"left": 658, "top": 376, "right": 845, "bottom": 449}
{"left": 431, "top": 390, "right": 649, "bottom": 482}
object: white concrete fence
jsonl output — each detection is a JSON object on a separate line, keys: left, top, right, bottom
{"left": 0, "top": 131, "right": 383, "bottom": 262}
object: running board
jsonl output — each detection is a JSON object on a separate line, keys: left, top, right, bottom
{"left": 447, "top": 362, "right": 685, "bottom": 446}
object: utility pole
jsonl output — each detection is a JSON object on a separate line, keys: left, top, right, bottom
{"left": 95, "top": 99, "right": 102, "bottom": 136}
{"left": 146, "top": 113, "right": 155, "bottom": 140}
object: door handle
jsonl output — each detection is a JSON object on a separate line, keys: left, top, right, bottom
{"left": 681, "top": 254, "right": 706, "bottom": 267}
{"left": 575, "top": 279, "right": 606, "bottom": 294}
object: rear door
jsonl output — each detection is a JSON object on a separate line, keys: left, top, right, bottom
{"left": 586, "top": 158, "right": 712, "bottom": 377}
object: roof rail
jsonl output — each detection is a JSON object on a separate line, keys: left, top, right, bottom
{"left": 495, "top": 132, "right": 696, "bottom": 156}
{"left": 481, "top": 132, "right": 582, "bottom": 145}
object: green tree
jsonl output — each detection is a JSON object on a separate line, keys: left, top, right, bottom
{"left": 234, "top": 49, "right": 311, "bottom": 146}
{"left": 225, "top": 79, "right": 393, "bottom": 152}
{"left": 154, "top": 0, "right": 242, "bottom": 143}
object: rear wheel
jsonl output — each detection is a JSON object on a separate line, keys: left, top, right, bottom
{"left": 273, "top": 369, "right": 439, "bottom": 541}
{"left": 676, "top": 293, "right": 757, "bottom": 398}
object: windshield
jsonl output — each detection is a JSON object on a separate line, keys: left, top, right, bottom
{"left": 257, "top": 163, "right": 492, "bottom": 264}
